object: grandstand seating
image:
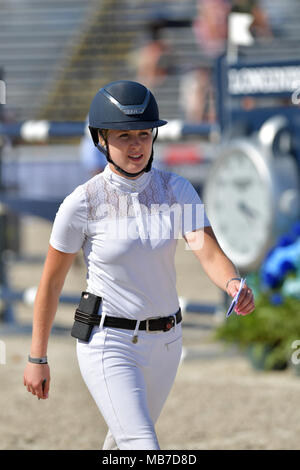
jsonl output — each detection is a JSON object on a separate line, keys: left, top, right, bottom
{"left": 38, "top": 0, "right": 193, "bottom": 122}
{"left": 1, "top": 0, "right": 300, "bottom": 123}
{"left": 0, "top": 0, "right": 98, "bottom": 120}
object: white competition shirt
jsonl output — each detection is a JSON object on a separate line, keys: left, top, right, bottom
{"left": 50, "top": 165, "right": 210, "bottom": 320}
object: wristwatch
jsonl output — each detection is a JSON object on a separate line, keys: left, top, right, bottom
{"left": 28, "top": 355, "right": 48, "bottom": 364}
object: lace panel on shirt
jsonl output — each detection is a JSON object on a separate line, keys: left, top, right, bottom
{"left": 85, "top": 169, "right": 178, "bottom": 220}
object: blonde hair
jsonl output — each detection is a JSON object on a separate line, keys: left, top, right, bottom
{"left": 98, "top": 129, "right": 109, "bottom": 145}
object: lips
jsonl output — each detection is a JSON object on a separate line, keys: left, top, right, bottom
{"left": 128, "top": 154, "right": 143, "bottom": 161}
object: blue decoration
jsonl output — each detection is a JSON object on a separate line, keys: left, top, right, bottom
{"left": 260, "top": 222, "right": 300, "bottom": 293}
{"left": 269, "top": 293, "right": 284, "bottom": 305}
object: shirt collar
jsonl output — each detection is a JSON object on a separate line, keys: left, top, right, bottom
{"left": 103, "top": 164, "right": 152, "bottom": 193}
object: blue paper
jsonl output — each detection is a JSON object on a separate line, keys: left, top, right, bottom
{"left": 226, "top": 278, "right": 246, "bottom": 318}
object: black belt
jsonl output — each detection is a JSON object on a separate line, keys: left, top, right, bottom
{"left": 74, "top": 308, "right": 182, "bottom": 332}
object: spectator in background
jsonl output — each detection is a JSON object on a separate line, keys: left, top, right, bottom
{"left": 133, "top": 5, "right": 191, "bottom": 90}
{"left": 179, "top": 0, "right": 272, "bottom": 123}
{"left": 229, "top": 0, "right": 273, "bottom": 111}
{"left": 134, "top": 17, "right": 173, "bottom": 89}
{"left": 231, "top": 0, "right": 272, "bottom": 38}
{"left": 179, "top": 0, "right": 230, "bottom": 123}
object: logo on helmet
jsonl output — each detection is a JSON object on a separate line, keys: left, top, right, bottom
{"left": 101, "top": 88, "right": 151, "bottom": 116}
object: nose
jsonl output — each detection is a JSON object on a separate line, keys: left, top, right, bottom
{"left": 129, "top": 135, "right": 142, "bottom": 148}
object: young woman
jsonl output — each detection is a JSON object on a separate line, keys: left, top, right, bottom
{"left": 23, "top": 80, "right": 255, "bottom": 450}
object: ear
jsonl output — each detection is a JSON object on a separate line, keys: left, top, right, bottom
{"left": 98, "top": 129, "right": 109, "bottom": 146}
{"left": 98, "top": 130, "right": 105, "bottom": 146}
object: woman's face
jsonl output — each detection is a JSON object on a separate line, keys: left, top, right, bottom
{"left": 101, "top": 129, "right": 153, "bottom": 179}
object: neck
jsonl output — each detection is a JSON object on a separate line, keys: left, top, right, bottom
{"left": 108, "top": 163, "right": 145, "bottom": 179}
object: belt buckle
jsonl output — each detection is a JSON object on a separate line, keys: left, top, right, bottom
{"left": 145, "top": 316, "right": 161, "bottom": 333}
{"left": 163, "top": 316, "right": 175, "bottom": 332}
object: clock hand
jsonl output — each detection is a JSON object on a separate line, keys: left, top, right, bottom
{"left": 237, "top": 201, "right": 257, "bottom": 219}
{"left": 233, "top": 179, "right": 251, "bottom": 189}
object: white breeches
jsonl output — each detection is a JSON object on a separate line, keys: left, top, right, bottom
{"left": 76, "top": 324, "right": 182, "bottom": 450}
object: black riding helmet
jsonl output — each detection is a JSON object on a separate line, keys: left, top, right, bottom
{"left": 88, "top": 80, "right": 167, "bottom": 178}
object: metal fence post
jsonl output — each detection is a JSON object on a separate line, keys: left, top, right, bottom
{"left": 0, "top": 68, "right": 16, "bottom": 324}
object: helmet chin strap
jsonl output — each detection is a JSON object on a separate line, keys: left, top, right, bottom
{"left": 97, "top": 129, "right": 157, "bottom": 179}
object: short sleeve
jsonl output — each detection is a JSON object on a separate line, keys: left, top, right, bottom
{"left": 49, "top": 185, "right": 87, "bottom": 253}
{"left": 170, "top": 173, "right": 211, "bottom": 235}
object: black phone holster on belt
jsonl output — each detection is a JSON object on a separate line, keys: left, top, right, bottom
{"left": 71, "top": 292, "right": 102, "bottom": 342}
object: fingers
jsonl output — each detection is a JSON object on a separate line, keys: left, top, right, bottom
{"left": 26, "top": 384, "right": 36, "bottom": 395}
{"left": 226, "top": 279, "right": 242, "bottom": 298}
{"left": 41, "top": 379, "right": 48, "bottom": 399}
{"left": 25, "top": 383, "right": 38, "bottom": 396}
{"left": 24, "top": 377, "right": 49, "bottom": 399}
{"left": 226, "top": 280, "right": 255, "bottom": 317}
{"left": 235, "top": 285, "right": 255, "bottom": 315}
{"left": 24, "top": 363, "right": 50, "bottom": 400}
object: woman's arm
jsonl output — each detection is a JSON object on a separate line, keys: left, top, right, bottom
{"left": 23, "top": 245, "right": 77, "bottom": 399}
{"left": 184, "top": 226, "right": 255, "bottom": 315}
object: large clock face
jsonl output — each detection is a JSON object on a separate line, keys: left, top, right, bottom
{"left": 203, "top": 140, "right": 274, "bottom": 271}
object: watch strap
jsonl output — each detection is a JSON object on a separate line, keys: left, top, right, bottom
{"left": 28, "top": 355, "right": 48, "bottom": 364}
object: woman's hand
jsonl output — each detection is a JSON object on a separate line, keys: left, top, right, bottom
{"left": 23, "top": 363, "right": 50, "bottom": 400}
{"left": 226, "top": 279, "right": 255, "bottom": 316}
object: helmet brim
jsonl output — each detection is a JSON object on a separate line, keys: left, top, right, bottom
{"left": 94, "top": 119, "right": 168, "bottom": 130}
